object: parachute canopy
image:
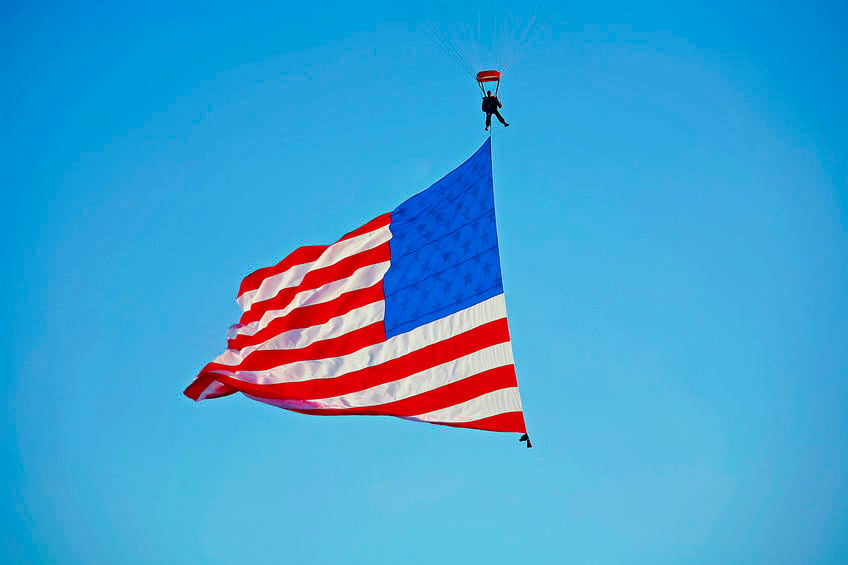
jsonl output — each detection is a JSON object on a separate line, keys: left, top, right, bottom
{"left": 476, "top": 70, "right": 502, "bottom": 83}
{"left": 477, "top": 70, "right": 501, "bottom": 95}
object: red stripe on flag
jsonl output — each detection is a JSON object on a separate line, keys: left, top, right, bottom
{"left": 184, "top": 376, "right": 236, "bottom": 401}
{"left": 239, "top": 243, "right": 390, "bottom": 325}
{"left": 238, "top": 245, "right": 327, "bottom": 299}
{"left": 237, "top": 214, "right": 391, "bottom": 299}
{"left": 199, "top": 318, "right": 510, "bottom": 401}
{"left": 227, "top": 282, "right": 385, "bottom": 351}
{"left": 205, "top": 321, "right": 386, "bottom": 373}
{"left": 432, "top": 411, "right": 527, "bottom": 433}
{"left": 339, "top": 213, "right": 391, "bottom": 241}
{"left": 284, "top": 365, "right": 519, "bottom": 417}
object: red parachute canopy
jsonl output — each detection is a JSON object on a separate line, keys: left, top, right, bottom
{"left": 476, "top": 70, "right": 501, "bottom": 95}
{"left": 476, "top": 70, "right": 501, "bottom": 83}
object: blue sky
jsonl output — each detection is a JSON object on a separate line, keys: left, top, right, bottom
{"left": 4, "top": 1, "right": 847, "bottom": 563}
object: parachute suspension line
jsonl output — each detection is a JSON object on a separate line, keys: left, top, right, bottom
{"left": 420, "top": 21, "right": 476, "bottom": 78}
{"left": 497, "top": 0, "right": 510, "bottom": 70}
{"left": 489, "top": 1, "right": 496, "bottom": 68}
{"left": 460, "top": 11, "right": 480, "bottom": 72}
{"left": 434, "top": 0, "right": 479, "bottom": 75}
{"left": 501, "top": 0, "right": 542, "bottom": 72}
{"left": 458, "top": 20, "right": 474, "bottom": 71}
{"left": 502, "top": 0, "right": 568, "bottom": 72}
{"left": 415, "top": 6, "right": 477, "bottom": 79}
{"left": 424, "top": 20, "right": 475, "bottom": 77}
{"left": 476, "top": 9, "right": 483, "bottom": 74}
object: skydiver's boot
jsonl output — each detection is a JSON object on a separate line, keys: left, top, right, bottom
{"left": 505, "top": 123, "right": 510, "bottom": 127}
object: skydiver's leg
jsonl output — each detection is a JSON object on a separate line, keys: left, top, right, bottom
{"left": 494, "top": 110, "right": 507, "bottom": 125}
{"left": 486, "top": 113, "right": 492, "bottom": 128}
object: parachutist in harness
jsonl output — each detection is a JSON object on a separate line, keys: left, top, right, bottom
{"left": 482, "top": 90, "right": 509, "bottom": 130}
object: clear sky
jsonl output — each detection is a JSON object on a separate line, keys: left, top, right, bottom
{"left": 4, "top": 1, "right": 847, "bottom": 563}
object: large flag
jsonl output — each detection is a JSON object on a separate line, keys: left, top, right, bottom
{"left": 185, "top": 139, "right": 530, "bottom": 444}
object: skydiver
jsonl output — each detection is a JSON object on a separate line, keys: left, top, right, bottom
{"left": 482, "top": 90, "right": 509, "bottom": 130}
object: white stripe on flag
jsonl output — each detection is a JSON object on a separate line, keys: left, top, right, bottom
{"left": 212, "top": 294, "right": 508, "bottom": 384}
{"left": 196, "top": 381, "right": 232, "bottom": 401}
{"left": 237, "top": 225, "right": 392, "bottom": 311}
{"left": 229, "top": 261, "right": 390, "bottom": 339}
{"left": 406, "top": 387, "right": 523, "bottom": 423}
{"left": 251, "top": 342, "right": 513, "bottom": 410}
{"left": 214, "top": 301, "right": 385, "bottom": 364}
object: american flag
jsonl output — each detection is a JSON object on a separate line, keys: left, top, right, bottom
{"left": 185, "top": 139, "right": 530, "bottom": 443}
